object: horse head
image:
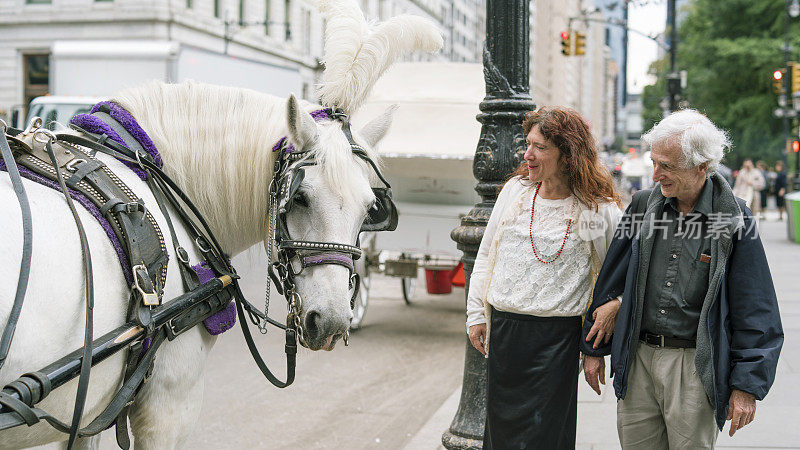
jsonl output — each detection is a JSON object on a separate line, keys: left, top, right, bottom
{"left": 277, "top": 94, "right": 395, "bottom": 350}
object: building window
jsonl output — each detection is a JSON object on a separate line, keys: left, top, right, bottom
{"left": 23, "top": 54, "right": 50, "bottom": 107}
{"left": 214, "top": 0, "right": 220, "bottom": 18}
{"left": 239, "top": 0, "right": 245, "bottom": 24}
{"left": 186, "top": 0, "right": 192, "bottom": 8}
{"left": 265, "top": 0, "right": 271, "bottom": 35}
{"left": 26, "top": 0, "right": 51, "bottom": 3}
{"left": 285, "top": 0, "right": 292, "bottom": 41}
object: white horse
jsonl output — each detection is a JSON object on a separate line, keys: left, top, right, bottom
{"left": 0, "top": 1, "right": 442, "bottom": 448}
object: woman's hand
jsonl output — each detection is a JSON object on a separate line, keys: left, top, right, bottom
{"left": 468, "top": 324, "right": 487, "bottom": 356}
{"left": 585, "top": 300, "right": 621, "bottom": 349}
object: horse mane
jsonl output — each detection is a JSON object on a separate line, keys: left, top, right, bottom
{"left": 112, "top": 80, "right": 375, "bottom": 253}
{"left": 317, "top": 0, "right": 443, "bottom": 114}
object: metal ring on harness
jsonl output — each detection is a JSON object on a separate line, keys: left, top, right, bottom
{"left": 24, "top": 117, "right": 43, "bottom": 134}
{"left": 33, "top": 128, "right": 57, "bottom": 144}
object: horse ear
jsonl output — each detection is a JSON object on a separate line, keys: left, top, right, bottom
{"left": 286, "top": 94, "right": 319, "bottom": 150}
{"left": 358, "top": 104, "right": 398, "bottom": 148}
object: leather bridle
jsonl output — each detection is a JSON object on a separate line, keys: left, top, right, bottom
{"left": 255, "top": 108, "right": 398, "bottom": 347}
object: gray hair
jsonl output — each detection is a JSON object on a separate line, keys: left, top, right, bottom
{"left": 641, "top": 109, "right": 731, "bottom": 174}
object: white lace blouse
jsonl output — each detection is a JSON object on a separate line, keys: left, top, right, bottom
{"left": 466, "top": 177, "right": 623, "bottom": 343}
{"left": 487, "top": 189, "right": 592, "bottom": 317}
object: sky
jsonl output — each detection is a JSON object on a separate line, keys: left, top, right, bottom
{"left": 626, "top": 1, "right": 668, "bottom": 94}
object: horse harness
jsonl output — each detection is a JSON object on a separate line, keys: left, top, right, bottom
{"left": 262, "top": 108, "right": 398, "bottom": 344}
{"left": 0, "top": 105, "right": 396, "bottom": 449}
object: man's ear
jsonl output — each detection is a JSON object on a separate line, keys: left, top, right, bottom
{"left": 358, "top": 104, "right": 398, "bottom": 148}
{"left": 286, "top": 94, "right": 319, "bottom": 151}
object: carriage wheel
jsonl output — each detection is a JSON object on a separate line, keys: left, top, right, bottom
{"left": 401, "top": 276, "right": 416, "bottom": 304}
{"left": 350, "top": 251, "right": 370, "bottom": 330}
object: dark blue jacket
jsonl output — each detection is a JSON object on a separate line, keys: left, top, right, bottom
{"left": 581, "top": 175, "right": 783, "bottom": 430}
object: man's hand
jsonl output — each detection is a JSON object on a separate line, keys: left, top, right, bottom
{"left": 727, "top": 389, "right": 756, "bottom": 437}
{"left": 585, "top": 300, "right": 621, "bottom": 349}
{"left": 468, "top": 324, "right": 487, "bottom": 356}
{"left": 583, "top": 355, "right": 605, "bottom": 395}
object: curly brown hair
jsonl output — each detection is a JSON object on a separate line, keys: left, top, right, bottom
{"left": 511, "top": 106, "right": 621, "bottom": 211}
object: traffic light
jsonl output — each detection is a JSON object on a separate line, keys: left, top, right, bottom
{"left": 561, "top": 31, "right": 572, "bottom": 56}
{"left": 574, "top": 32, "right": 586, "bottom": 56}
{"left": 791, "top": 62, "right": 800, "bottom": 94}
{"left": 794, "top": 140, "right": 799, "bottom": 153}
{"left": 773, "top": 69, "right": 785, "bottom": 94}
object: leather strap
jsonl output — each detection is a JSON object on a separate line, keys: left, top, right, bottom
{"left": 44, "top": 140, "right": 95, "bottom": 450}
{"left": 0, "top": 130, "right": 33, "bottom": 372}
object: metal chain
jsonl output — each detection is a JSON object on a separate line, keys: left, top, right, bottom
{"left": 260, "top": 183, "right": 279, "bottom": 334}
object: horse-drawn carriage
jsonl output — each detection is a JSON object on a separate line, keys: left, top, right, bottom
{"left": 0, "top": 2, "right": 445, "bottom": 448}
{"left": 349, "top": 62, "right": 484, "bottom": 328}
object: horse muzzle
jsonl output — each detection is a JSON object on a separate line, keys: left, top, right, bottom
{"left": 301, "top": 309, "right": 350, "bottom": 351}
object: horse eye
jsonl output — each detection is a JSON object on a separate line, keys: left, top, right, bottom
{"left": 294, "top": 192, "right": 309, "bottom": 207}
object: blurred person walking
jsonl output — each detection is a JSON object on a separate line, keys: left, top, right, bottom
{"left": 775, "top": 161, "right": 787, "bottom": 220}
{"left": 732, "top": 159, "right": 765, "bottom": 210}
{"left": 466, "top": 107, "right": 623, "bottom": 449}
{"left": 756, "top": 161, "right": 771, "bottom": 219}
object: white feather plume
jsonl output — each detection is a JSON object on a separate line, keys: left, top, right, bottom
{"left": 317, "top": 0, "right": 443, "bottom": 114}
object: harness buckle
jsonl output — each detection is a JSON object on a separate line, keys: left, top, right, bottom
{"left": 132, "top": 264, "right": 159, "bottom": 306}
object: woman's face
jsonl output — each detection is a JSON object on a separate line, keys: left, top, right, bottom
{"left": 524, "top": 125, "right": 563, "bottom": 183}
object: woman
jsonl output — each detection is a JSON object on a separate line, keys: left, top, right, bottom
{"left": 466, "top": 107, "right": 623, "bottom": 449}
{"left": 732, "top": 159, "right": 765, "bottom": 209}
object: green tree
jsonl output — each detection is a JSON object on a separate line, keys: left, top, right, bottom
{"left": 641, "top": 0, "right": 800, "bottom": 168}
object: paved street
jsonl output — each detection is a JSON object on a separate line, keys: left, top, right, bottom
{"left": 90, "top": 213, "right": 798, "bottom": 449}
{"left": 181, "top": 257, "right": 466, "bottom": 449}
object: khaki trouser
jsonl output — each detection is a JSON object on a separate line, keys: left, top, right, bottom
{"left": 617, "top": 343, "right": 719, "bottom": 449}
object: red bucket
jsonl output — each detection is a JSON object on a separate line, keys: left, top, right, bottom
{"left": 425, "top": 268, "right": 453, "bottom": 294}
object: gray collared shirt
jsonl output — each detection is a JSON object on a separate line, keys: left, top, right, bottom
{"left": 641, "top": 179, "right": 714, "bottom": 340}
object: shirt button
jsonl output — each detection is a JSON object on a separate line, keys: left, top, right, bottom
{"left": 672, "top": 254, "right": 677, "bottom": 259}
{"left": 660, "top": 309, "right": 666, "bottom": 314}
{"left": 666, "top": 281, "right": 672, "bottom": 287}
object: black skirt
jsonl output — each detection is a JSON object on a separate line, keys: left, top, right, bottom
{"left": 484, "top": 309, "right": 581, "bottom": 450}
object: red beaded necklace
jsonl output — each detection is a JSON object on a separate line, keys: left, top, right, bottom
{"left": 529, "top": 182, "right": 573, "bottom": 264}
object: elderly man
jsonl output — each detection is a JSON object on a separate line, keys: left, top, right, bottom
{"left": 580, "top": 110, "right": 783, "bottom": 449}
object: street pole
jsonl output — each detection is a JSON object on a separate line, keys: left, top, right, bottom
{"left": 784, "top": 0, "right": 792, "bottom": 176}
{"left": 443, "top": 0, "right": 535, "bottom": 447}
{"left": 665, "top": 0, "right": 680, "bottom": 114}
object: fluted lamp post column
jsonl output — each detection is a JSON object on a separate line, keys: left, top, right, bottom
{"left": 442, "top": 0, "right": 535, "bottom": 448}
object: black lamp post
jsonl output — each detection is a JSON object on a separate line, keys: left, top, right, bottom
{"left": 443, "top": 0, "right": 535, "bottom": 447}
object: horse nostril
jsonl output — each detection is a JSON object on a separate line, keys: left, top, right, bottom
{"left": 305, "top": 310, "right": 321, "bottom": 338}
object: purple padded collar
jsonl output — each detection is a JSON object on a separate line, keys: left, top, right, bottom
{"left": 271, "top": 108, "right": 332, "bottom": 154}
{"left": 70, "top": 101, "right": 163, "bottom": 180}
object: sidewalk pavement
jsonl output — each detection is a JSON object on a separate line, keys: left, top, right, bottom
{"left": 407, "top": 213, "right": 800, "bottom": 450}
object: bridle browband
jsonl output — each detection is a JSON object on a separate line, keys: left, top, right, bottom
{"left": 254, "top": 107, "right": 397, "bottom": 348}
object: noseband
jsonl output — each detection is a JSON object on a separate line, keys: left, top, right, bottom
{"left": 258, "top": 108, "right": 397, "bottom": 345}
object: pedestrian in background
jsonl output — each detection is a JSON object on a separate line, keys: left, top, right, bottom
{"left": 466, "top": 106, "right": 623, "bottom": 449}
{"left": 775, "top": 161, "right": 787, "bottom": 221}
{"left": 732, "top": 159, "right": 765, "bottom": 210}
{"left": 582, "top": 110, "right": 783, "bottom": 449}
{"left": 756, "top": 161, "right": 771, "bottom": 220}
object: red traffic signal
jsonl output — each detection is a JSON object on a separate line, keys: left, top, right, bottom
{"left": 561, "top": 31, "right": 570, "bottom": 40}
{"left": 793, "top": 140, "right": 799, "bottom": 153}
{"left": 774, "top": 69, "right": 784, "bottom": 80}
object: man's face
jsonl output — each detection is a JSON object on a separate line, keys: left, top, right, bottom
{"left": 650, "top": 139, "right": 707, "bottom": 201}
